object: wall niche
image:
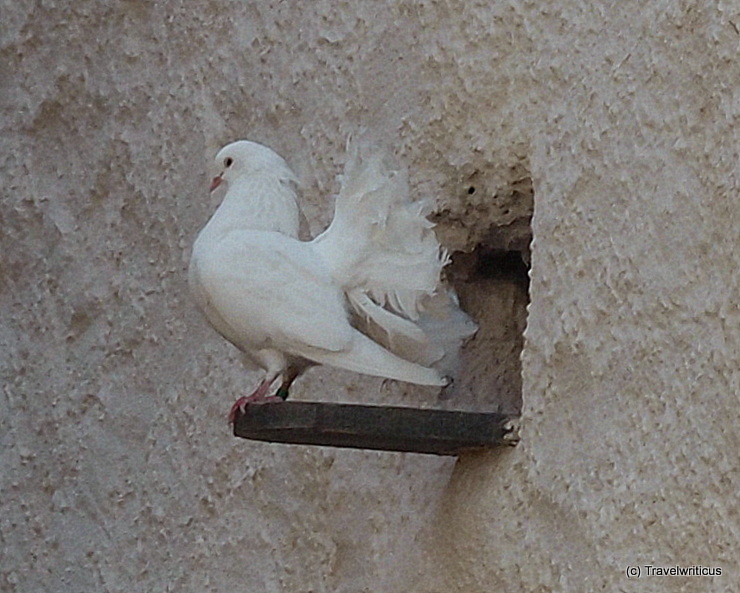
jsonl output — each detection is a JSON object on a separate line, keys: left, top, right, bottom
{"left": 434, "top": 164, "right": 533, "bottom": 416}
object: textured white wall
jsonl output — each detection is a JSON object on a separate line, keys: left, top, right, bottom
{"left": 2, "top": 1, "right": 738, "bottom": 592}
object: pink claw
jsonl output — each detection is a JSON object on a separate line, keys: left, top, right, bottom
{"left": 227, "top": 396, "right": 251, "bottom": 423}
{"left": 228, "top": 379, "right": 283, "bottom": 423}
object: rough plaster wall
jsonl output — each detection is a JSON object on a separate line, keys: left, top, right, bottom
{"left": 418, "top": 3, "right": 740, "bottom": 593}
{"left": 1, "top": 2, "right": 738, "bottom": 593}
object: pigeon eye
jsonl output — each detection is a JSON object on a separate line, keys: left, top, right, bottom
{"left": 224, "top": 157, "right": 234, "bottom": 167}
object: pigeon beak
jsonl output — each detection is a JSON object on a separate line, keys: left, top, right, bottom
{"left": 210, "top": 174, "right": 223, "bottom": 193}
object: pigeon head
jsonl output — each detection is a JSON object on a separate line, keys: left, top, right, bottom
{"left": 210, "top": 140, "right": 298, "bottom": 193}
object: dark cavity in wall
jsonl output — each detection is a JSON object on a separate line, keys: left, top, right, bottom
{"left": 434, "top": 168, "right": 533, "bottom": 416}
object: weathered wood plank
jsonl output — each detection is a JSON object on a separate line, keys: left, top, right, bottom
{"left": 233, "top": 401, "right": 519, "bottom": 455}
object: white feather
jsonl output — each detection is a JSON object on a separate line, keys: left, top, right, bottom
{"left": 189, "top": 138, "right": 476, "bottom": 394}
{"left": 313, "top": 141, "right": 447, "bottom": 320}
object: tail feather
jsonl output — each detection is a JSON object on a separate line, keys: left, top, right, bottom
{"left": 348, "top": 289, "right": 432, "bottom": 346}
{"left": 311, "top": 136, "right": 477, "bottom": 389}
{"left": 298, "top": 330, "right": 447, "bottom": 387}
{"left": 413, "top": 291, "right": 478, "bottom": 377}
{"left": 312, "top": 139, "right": 445, "bottom": 320}
{"left": 355, "top": 288, "right": 477, "bottom": 374}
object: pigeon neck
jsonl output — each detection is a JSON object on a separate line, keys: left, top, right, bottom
{"left": 212, "top": 173, "right": 300, "bottom": 237}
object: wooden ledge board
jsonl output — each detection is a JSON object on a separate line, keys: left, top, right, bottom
{"left": 233, "top": 401, "right": 519, "bottom": 456}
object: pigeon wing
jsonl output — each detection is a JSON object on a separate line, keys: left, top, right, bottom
{"left": 193, "top": 230, "right": 353, "bottom": 356}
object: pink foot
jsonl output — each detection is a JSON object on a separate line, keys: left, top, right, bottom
{"left": 228, "top": 379, "right": 282, "bottom": 423}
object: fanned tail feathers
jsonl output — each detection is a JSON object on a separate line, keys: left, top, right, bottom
{"left": 313, "top": 138, "right": 477, "bottom": 378}
{"left": 314, "top": 139, "right": 446, "bottom": 318}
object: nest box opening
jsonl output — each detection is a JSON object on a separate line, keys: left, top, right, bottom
{"left": 432, "top": 165, "right": 534, "bottom": 416}
{"left": 443, "top": 247, "right": 530, "bottom": 415}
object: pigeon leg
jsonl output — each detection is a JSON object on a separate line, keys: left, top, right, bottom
{"left": 228, "top": 377, "right": 279, "bottom": 423}
{"left": 275, "top": 366, "right": 301, "bottom": 401}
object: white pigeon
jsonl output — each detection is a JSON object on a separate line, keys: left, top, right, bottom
{"left": 189, "top": 139, "right": 477, "bottom": 421}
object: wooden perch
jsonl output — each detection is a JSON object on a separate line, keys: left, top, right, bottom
{"left": 233, "top": 401, "right": 519, "bottom": 455}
